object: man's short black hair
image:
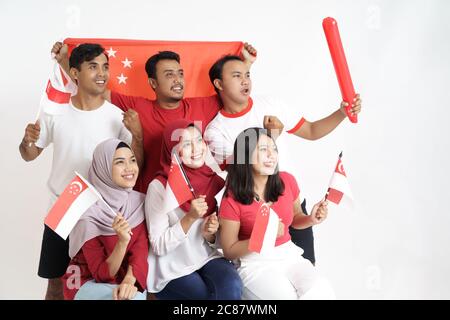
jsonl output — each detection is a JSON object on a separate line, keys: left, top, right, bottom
{"left": 69, "top": 43, "right": 107, "bottom": 71}
{"left": 209, "top": 55, "right": 243, "bottom": 95}
{"left": 145, "top": 51, "right": 180, "bottom": 79}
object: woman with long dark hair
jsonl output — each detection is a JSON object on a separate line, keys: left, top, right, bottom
{"left": 219, "top": 127, "right": 335, "bottom": 299}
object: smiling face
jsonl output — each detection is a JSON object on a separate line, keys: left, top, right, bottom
{"left": 177, "top": 126, "right": 207, "bottom": 169}
{"left": 217, "top": 59, "right": 252, "bottom": 105}
{"left": 149, "top": 59, "right": 185, "bottom": 103}
{"left": 111, "top": 147, "right": 139, "bottom": 188}
{"left": 71, "top": 53, "right": 109, "bottom": 96}
{"left": 251, "top": 134, "right": 279, "bottom": 176}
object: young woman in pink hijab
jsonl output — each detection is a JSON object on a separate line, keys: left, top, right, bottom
{"left": 62, "top": 139, "right": 148, "bottom": 300}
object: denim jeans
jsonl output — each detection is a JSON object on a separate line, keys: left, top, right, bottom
{"left": 155, "top": 258, "right": 242, "bottom": 300}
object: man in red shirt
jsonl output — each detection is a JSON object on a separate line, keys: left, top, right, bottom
{"left": 52, "top": 42, "right": 257, "bottom": 193}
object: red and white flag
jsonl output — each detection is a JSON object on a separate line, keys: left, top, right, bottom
{"left": 45, "top": 172, "right": 101, "bottom": 239}
{"left": 162, "top": 152, "right": 195, "bottom": 215}
{"left": 248, "top": 203, "right": 280, "bottom": 254}
{"left": 326, "top": 152, "right": 353, "bottom": 205}
{"left": 63, "top": 38, "right": 243, "bottom": 100}
{"left": 39, "top": 61, "right": 77, "bottom": 116}
{"left": 37, "top": 38, "right": 242, "bottom": 118}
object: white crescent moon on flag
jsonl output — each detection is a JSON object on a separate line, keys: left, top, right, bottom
{"left": 69, "top": 181, "right": 83, "bottom": 195}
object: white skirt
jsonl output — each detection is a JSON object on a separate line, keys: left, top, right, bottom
{"left": 237, "top": 240, "right": 335, "bottom": 300}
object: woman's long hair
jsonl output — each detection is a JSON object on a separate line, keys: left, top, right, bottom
{"left": 225, "top": 127, "right": 285, "bottom": 205}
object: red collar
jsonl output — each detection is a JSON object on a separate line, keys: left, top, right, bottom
{"left": 220, "top": 97, "right": 253, "bottom": 118}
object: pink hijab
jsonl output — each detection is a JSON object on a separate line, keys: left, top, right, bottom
{"left": 68, "top": 139, "right": 145, "bottom": 258}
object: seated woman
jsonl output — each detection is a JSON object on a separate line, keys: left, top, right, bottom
{"left": 219, "top": 127, "right": 335, "bottom": 300}
{"left": 146, "top": 119, "right": 242, "bottom": 300}
{"left": 63, "top": 139, "right": 148, "bottom": 300}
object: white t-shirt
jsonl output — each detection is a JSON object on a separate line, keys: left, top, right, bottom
{"left": 204, "top": 95, "right": 305, "bottom": 165}
{"left": 36, "top": 100, "right": 132, "bottom": 197}
{"left": 145, "top": 179, "right": 223, "bottom": 293}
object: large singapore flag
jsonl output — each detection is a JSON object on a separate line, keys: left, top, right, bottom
{"left": 63, "top": 38, "right": 244, "bottom": 100}
{"left": 45, "top": 173, "right": 101, "bottom": 239}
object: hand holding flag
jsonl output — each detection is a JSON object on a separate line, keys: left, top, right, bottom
{"left": 45, "top": 172, "right": 133, "bottom": 239}
{"left": 202, "top": 212, "right": 219, "bottom": 243}
{"left": 51, "top": 41, "right": 69, "bottom": 65}
{"left": 112, "top": 212, "right": 132, "bottom": 244}
{"left": 28, "top": 45, "right": 77, "bottom": 147}
{"left": 202, "top": 212, "right": 219, "bottom": 234}
{"left": 187, "top": 195, "right": 208, "bottom": 219}
{"left": 22, "top": 120, "right": 41, "bottom": 148}
{"left": 310, "top": 199, "right": 329, "bottom": 224}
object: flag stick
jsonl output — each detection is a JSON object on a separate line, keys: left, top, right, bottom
{"left": 325, "top": 188, "right": 330, "bottom": 201}
{"left": 325, "top": 151, "right": 343, "bottom": 200}
{"left": 173, "top": 151, "right": 197, "bottom": 198}
{"left": 30, "top": 47, "right": 64, "bottom": 147}
{"left": 28, "top": 106, "right": 42, "bottom": 147}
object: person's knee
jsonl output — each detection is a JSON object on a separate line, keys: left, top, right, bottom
{"left": 242, "top": 284, "right": 297, "bottom": 300}
{"left": 133, "top": 291, "right": 147, "bottom": 300}
{"left": 300, "top": 277, "right": 336, "bottom": 300}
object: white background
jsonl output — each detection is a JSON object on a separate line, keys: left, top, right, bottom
{"left": 1, "top": 0, "right": 449, "bottom": 299}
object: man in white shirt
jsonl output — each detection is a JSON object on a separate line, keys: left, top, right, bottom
{"left": 205, "top": 55, "right": 362, "bottom": 166}
{"left": 19, "top": 43, "right": 143, "bottom": 300}
{"left": 204, "top": 54, "right": 362, "bottom": 265}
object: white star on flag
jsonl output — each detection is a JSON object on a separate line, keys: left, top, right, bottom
{"left": 117, "top": 73, "right": 127, "bottom": 84}
{"left": 106, "top": 47, "right": 117, "bottom": 58}
{"left": 121, "top": 58, "right": 133, "bottom": 68}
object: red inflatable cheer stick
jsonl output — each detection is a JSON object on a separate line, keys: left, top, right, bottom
{"left": 323, "top": 17, "right": 357, "bottom": 123}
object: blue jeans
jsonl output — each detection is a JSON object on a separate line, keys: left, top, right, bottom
{"left": 155, "top": 258, "right": 242, "bottom": 300}
{"left": 74, "top": 280, "right": 147, "bottom": 300}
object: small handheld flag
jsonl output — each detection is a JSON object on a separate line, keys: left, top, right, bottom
{"left": 44, "top": 172, "right": 102, "bottom": 239}
{"left": 161, "top": 151, "right": 196, "bottom": 215}
{"left": 325, "top": 152, "right": 353, "bottom": 205}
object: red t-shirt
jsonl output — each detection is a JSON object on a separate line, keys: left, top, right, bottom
{"left": 111, "top": 92, "right": 221, "bottom": 193}
{"left": 62, "top": 222, "right": 149, "bottom": 300}
{"left": 219, "top": 172, "right": 300, "bottom": 247}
